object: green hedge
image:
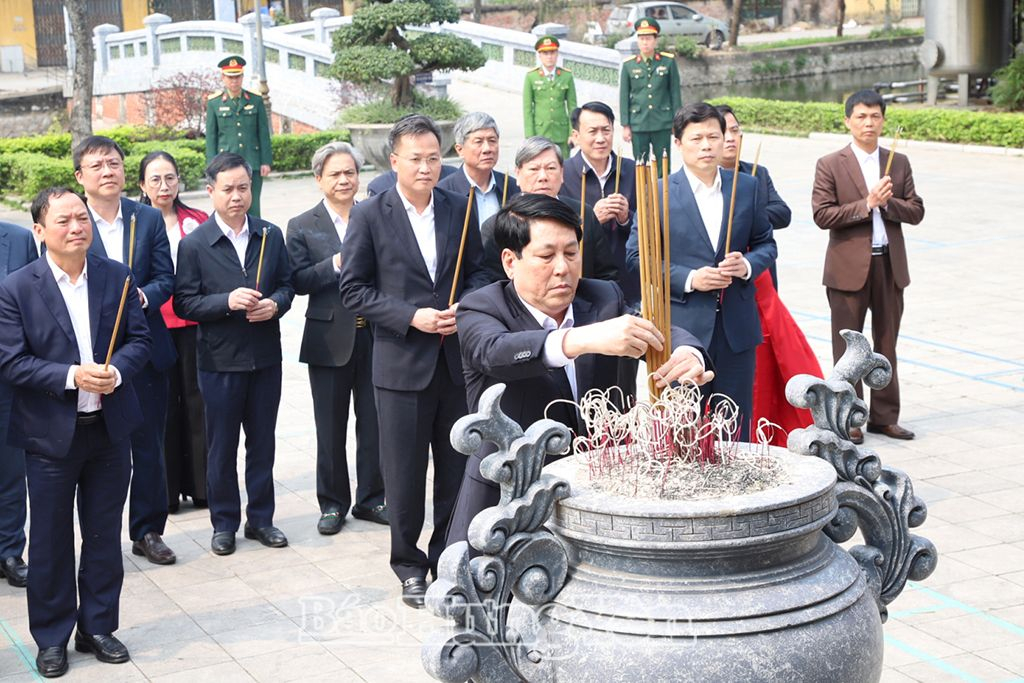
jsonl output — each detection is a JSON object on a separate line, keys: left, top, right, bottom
{"left": 0, "top": 127, "right": 350, "bottom": 200}
{"left": 710, "top": 97, "right": 1024, "bottom": 148}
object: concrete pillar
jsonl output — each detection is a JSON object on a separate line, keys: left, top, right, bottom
{"left": 143, "top": 13, "right": 171, "bottom": 68}
{"left": 926, "top": 75, "right": 939, "bottom": 105}
{"left": 93, "top": 24, "right": 120, "bottom": 75}
{"left": 311, "top": 7, "right": 340, "bottom": 44}
{"left": 957, "top": 72, "right": 970, "bottom": 107}
{"left": 213, "top": 0, "right": 236, "bottom": 22}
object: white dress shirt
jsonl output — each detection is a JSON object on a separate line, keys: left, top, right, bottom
{"left": 682, "top": 166, "right": 751, "bottom": 293}
{"left": 518, "top": 296, "right": 578, "bottom": 401}
{"left": 323, "top": 200, "right": 350, "bottom": 274}
{"left": 464, "top": 168, "right": 501, "bottom": 226}
{"left": 214, "top": 212, "right": 251, "bottom": 267}
{"left": 396, "top": 188, "right": 438, "bottom": 283}
{"left": 849, "top": 142, "right": 889, "bottom": 247}
{"left": 49, "top": 255, "right": 121, "bottom": 412}
{"left": 90, "top": 204, "right": 124, "bottom": 265}
{"left": 583, "top": 154, "right": 615, "bottom": 194}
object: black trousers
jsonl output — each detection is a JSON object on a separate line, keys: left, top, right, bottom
{"left": 701, "top": 311, "right": 757, "bottom": 442}
{"left": 127, "top": 364, "right": 169, "bottom": 541}
{"left": 198, "top": 364, "right": 281, "bottom": 533}
{"left": 375, "top": 351, "right": 468, "bottom": 581}
{"left": 308, "top": 326, "right": 384, "bottom": 515}
{"left": 25, "top": 420, "right": 131, "bottom": 648}
{"left": 164, "top": 325, "right": 208, "bottom": 505}
{"left": 0, "top": 382, "right": 26, "bottom": 561}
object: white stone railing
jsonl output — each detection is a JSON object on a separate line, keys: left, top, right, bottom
{"left": 88, "top": 10, "right": 621, "bottom": 131}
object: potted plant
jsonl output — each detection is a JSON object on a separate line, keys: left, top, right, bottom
{"left": 331, "top": 0, "right": 486, "bottom": 170}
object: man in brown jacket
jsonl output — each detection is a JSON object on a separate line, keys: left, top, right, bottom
{"left": 812, "top": 89, "right": 925, "bottom": 443}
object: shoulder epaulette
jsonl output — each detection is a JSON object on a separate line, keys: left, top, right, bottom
{"left": 208, "top": 91, "right": 222, "bottom": 100}
{"left": 660, "top": 51, "right": 675, "bottom": 58}
{"left": 529, "top": 66, "right": 541, "bottom": 73}
{"left": 623, "top": 56, "right": 636, "bottom": 63}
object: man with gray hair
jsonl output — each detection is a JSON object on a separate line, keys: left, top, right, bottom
{"left": 287, "top": 142, "right": 386, "bottom": 536}
{"left": 479, "top": 136, "right": 617, "bottom": 284}
{"left": 438, "top": 112, "right": 519, "bottom": 226}
{"left": 340, "top": 115, "right": 489, "bottom": 608}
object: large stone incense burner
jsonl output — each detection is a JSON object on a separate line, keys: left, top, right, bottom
{"left": 423, "top": 331, "right": 937, "bottom": 682}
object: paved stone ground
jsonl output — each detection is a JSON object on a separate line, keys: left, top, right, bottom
{"left": 1, "top": 79, "right": 1022, "bottom": 682}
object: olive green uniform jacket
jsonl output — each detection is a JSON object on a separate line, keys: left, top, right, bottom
{"left": 619, "top": 52, "right": 681, "bottom": 133}
{"left": 523, "top": 67, "right": 577, "bottom": 157}
{"left": 205, "top": 88, "right": 273, "bottom": 216}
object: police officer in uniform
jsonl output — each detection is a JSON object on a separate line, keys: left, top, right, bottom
{"left": 205, "top": 56, "right": 273, "bottom": 218}
{"left": 523, "top": 36, "right": 577, "bottom": 159}
{"left": 619, "top": 18, "right": 681, "bottom": 173}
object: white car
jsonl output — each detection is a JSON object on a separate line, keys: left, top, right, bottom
{"left": 606, "top": 2, "right": 730, "bottom": 49}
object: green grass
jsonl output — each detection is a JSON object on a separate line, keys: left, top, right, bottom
{"left": 741, "top": 27, "right": 922, "bottom": 52}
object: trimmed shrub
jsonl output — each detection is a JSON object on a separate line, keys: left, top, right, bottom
{"left": 0, "top": 152, "right": 80, "bottom": 198}
{"left": 272, "top": 131, "right": 351, "bottom": 172}
{"left": 710, "top": 97, "right": 1024, "bottom": 148}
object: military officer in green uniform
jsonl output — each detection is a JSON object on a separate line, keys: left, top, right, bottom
{"left": 205, "top": 56, "right": 273, "bottom": 217}
{"left": 619, "top": 18, "right": 681, "bottom": 174}
{"left": 523, "top": 36, "right": 577, "bottom": 159}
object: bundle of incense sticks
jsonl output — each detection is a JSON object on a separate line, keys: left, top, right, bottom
{"left": 633, "top": 153, "right": 673, "bottom": 399}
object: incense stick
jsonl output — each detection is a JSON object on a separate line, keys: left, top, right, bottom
{"left": 104, "top": 275, "right": 132, "bottom": 370}
{"left": 255, "top": 227, "right": 268, "bottom": 291}
{"left": 750, "top": 141, "right": 762, "bottom": 178}
{"left": 724, "top": 137, "right": 743, "bottom": 255}
{"left": 614, "top": 149, "right": 623, "bottom": 195}
{"left": 127, "top": 213, "right": 136, "bottom": 270}
{"left": 884, "top": 126, "right": 903, "bottom": 177}
{"left": 501, "top": 169, "right": 509, "bottom": 207}
{"left": 579, "top": 171, "right": 587, "bottom": 264}
{"left": 449, "top": 186, "right": 475, "bottom": 308}
{"left": 634, "top": 159, "right": 674, "bottom": 399}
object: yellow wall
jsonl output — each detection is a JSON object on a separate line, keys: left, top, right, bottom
{"left": 843, "top": 0, "right": 904, "bottom": 22}
{"left": 0, "top": 0, "right": 37, "bottom": 67}
{"left": 121, "top": 0, "right": 149, "bottom": 31}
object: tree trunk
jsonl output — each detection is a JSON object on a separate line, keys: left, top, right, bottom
{"left": 392, "top": 75, "right": 414, "bottom": 109}
{"left": 66, "top": 0, "right": 93, "bottom": 147}
{"left": 837, "top": 0, "right": 846, "bottom": 37}
{"left": 473, "top": 0, "right": 482, "bottom": 22}
{"left": 729, "top": 0, "right": 742, "bottom": 48}
{"left": 883, "top": 0, "right": 892, "bottom": 32}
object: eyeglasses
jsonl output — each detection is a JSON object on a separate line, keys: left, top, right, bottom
{"left": 392, "top": 154, "right": 442, "bottom": 168}
{"left": 146, "top": 174, "right": 179, "bottom": 188}
{"left": 82, "top": 159, "right": 124, "bottom": 173}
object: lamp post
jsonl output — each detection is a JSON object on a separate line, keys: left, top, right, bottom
{"left": 253, "top": 0, "right": 272, "bottom": 119}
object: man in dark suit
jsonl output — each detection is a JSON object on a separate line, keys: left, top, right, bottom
{"left": 339, "top": 115, "right": 488, "bottom": 609}
{"left": 0, "top": 221, "right": 37, "bottom": 589}
{"left": 812, "top": 89, "right": 925, "bottom": 442}
{"left": 561, "top": 101, "right": 640, "bottom": 307}
{"left": 717, "top": 104, "right": 791, "bottom": 288}
{"left": 479, "top": 136, "right": 618, "bottom": 284}
{"left": 448, "top": 193, "right": 711, "bottom": 546}
{"left": 74, "top": 136, "right": 177, "bottom": 565}
{"left": 628, "top": 103, "right": 776, "bottom": 441}
{"left": 174, "top": 153, "right": 294, "bottom": 556}
{"left": 0, "top": 187, "right": 151, "bottom": 678}
{"left": 437, "top": 112, "right": 519, "bottom": 226}
{"left": 287, "top": 142, "right": 386, "bottom": 535}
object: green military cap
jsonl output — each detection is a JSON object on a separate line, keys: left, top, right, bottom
{"left": 218, "top": 55, "right": 246, "bottom": 75}
{"left": 635, "top": 17, "right": 661, "bottom": 35}
{"left": 535, "top": 35, "right": 560, "bottom": 52}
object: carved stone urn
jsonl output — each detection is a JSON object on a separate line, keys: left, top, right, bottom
{"left": 347, "top": 120, "right": 456, "bottom": 172}
{"left": 423, "top": 331, "right": 937, "bottom": 682}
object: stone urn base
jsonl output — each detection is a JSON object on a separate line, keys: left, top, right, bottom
{"left": 347, "top": 120, "right": 455, "bottom": 172}
{"left": 509, "top": 450, "right": 884, "bottom": 682}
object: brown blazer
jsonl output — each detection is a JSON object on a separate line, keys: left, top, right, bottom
{"left": 812, "top": 144, "right": 925, "bottom": 291}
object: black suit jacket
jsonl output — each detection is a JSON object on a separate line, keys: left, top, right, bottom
{"left": 479, "top": 195, "right": 619, "bottom": 284}
{"left": 738, "top": 161, "right": 791, "bottom": 231}
{"left": 457, "top": 278, "right": 707, "bottom": 473}
{"left": 173, "top": 214, "right": 294, "bottom": 372}
{"left": 87, "top": 197, "right": 176, "bottom": 371}
{"left": 286, "top": 201, "right": 359, "bottom": 366}
{"left": 436, "top": 167, "right": 521, "bottom": 209}
{"left": 0, "top": 222, "right": 37, "bottom": 280}
{"left": 339, "top": 186, "right": 489, "bottom": 392}
{"left": 0, "top": 254, "right": 151, "bottom": 458}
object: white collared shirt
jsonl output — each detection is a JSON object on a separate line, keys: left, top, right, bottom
{"left": 214, "top": 212, "right": 250, "bottom": 267}
{"left": 322, "top": 199, "right": 349, "bottom": 246}
{"left": 48, "top": 254, "right": 123, "bottom": 412}
{"left": 681, "top": 166, "right": 752, "bottom": 293}
{"left": 464, "top": 167, "right": 501, "bottom": 227}
{"left": 396, "top": 188, "right": 438, "bottom": 283}
{"left": 517, "top": 295, "right": 578, "bottom": 401}
{"left": 849, "top": 142, "right": 889, "bottom": 247}
{"left": 90, "top": 204, "right": 124, "bottom": 264}
{"left": 582, "top": 154, "right": 614, "bottom": 194}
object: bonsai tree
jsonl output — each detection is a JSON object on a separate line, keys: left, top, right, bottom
{"left": 331, "top": 0, "right": 486, "bottom": 111}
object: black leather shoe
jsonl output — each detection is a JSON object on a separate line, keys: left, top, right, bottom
{"left": 36, "top": 646, "right": 67, "bottom": 678}
{"left": 317, "top": 511, "right": 345, "bottom": 535}
{"left": 244, "top": 524, "right": 288, "bottom": 548}
{"left": 867, "top": 423, "right": 916, "bottom": 440}
{"left": 73, "top": 631, "right": 129, "bottom": 664}
{"left": 0, "top": 556, "right": 28, "bottom": 588}
{"left": 211, "top": 531, "right": 236, "bottom": 556}
{"left": 352, "top": 503, "right": 389, "bottom": 526}
{"left": 131, "top": 532, "right": 176, "bottom": 565}
{"left": 193, "top": 497, "right": 208, "bottom": 509}
{"left": 401, "top": 577, "right": 427, "bottom": 609}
